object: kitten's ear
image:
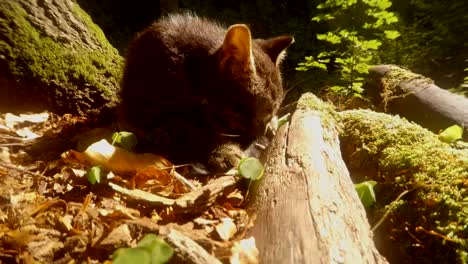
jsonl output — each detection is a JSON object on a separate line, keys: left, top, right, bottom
{"left": 220, "top": 24, "right": 255, "bottom": 70}
{"left": 260, "top": 36, "right": 294, "bottom": 66}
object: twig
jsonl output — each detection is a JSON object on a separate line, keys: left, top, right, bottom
{"left": 371, "top": 189, "right": 411, "bottom": 232}
{"left": 0, "top": 161, "right": 46, "bottom": 179}
{"left": 171, "top": 167, "right": 197, "bottom": 191}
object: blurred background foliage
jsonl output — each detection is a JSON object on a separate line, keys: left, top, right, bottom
{"left": 76, "top": 0, "right": 468, "bottom": 99}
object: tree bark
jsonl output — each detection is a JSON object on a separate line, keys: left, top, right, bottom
{"left": 247, "top": 94, "right": 387, "bottom": 264}
{"left": 367, "top": 64, "right": 468, "bottom": 137}
{"left": 0, "top": 0, "right": 122, "bottom": 115}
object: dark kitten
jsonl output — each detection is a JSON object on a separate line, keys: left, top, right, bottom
{"left": 119, "top": 13, "right": 293, "bottom": 172}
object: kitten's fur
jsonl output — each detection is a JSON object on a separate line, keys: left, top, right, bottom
{"left": 119, "top": 14, "right": 293, "bottom": 172}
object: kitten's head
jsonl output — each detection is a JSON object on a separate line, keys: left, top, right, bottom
{"left": 215, "top": 24, "right": 294, "bottom": 139}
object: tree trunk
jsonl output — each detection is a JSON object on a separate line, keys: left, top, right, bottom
{"left": 0, "top": 0, "right": 122, "bottom": 115}
{"left": 247, "top": 94, "right": 387, "bottom": 264}
{"left": 367, "top": 64, "right": 468, "bottom": 137}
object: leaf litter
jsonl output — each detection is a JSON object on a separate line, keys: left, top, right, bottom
{"left": 0, "top": 112, "right": 260, "bottom": 264}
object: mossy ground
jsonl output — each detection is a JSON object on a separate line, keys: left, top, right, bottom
{"left": 0, "top": 1, "right": 123, "bottom": 113}
{"left": 339, "top": 109, "right": 468, "bottom": 263}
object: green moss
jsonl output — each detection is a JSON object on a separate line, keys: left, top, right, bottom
{"left": 379, "top": 65, "right": 434, "bottom": 111}
{"left": 0, "top": 1, "right": 123, "bottom": 97}
{"left": 297, "top": 93, "right": 341, "bottom": 134}
{"left": 339, "top": 109, "right": 468, "bottom": 262}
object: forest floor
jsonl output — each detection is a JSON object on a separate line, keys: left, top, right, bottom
{"left": 0, "top": 112, "right": 256, "bottom": 263}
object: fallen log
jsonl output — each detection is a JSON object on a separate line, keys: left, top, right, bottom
{"left": 339, "top": 109, "right": 468, "bottom": 263}
{"left": 247, "top": 94, "right": 387, "bottom": 263}
{"left": 367, "top": 65, "right": 468, "bottom": 137}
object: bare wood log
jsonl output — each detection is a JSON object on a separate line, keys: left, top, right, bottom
{"left": 368, "top": 64, "right": 468, "bottom": 137}
{"left": 248, "top": 94, "right": 387, "bottom": 263}
{"left": 162, "top": 228, "right": 222, "bottom": 264}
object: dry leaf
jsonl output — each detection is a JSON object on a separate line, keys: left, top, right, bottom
{"left": 10, "top": 192, "right": 38, "bottom": 205}
{"left": 5, "top": 113, "right": 49, "bottom": 129}
{"left": 58, "top": 214, "right": 74, "bottom": 232}
{"left": 131, "top": 165, "right": 173, "bottom": 188}
{"left": 222, "top": 189, "right": 244, "bottom": 207}
{"left": 98, "top": 205, "right": 140, "bottom": 220}
{"left": 62, "top": 139, "right": 172, "bottom": 175}
{"left": 215, "top": 217, "right": 237, "bottom": 241}
{"left": 230, "top": 237, "right": 259, "bottom": 264}
{"left": 15, "top": 128, "right": 40, "bottom": 139}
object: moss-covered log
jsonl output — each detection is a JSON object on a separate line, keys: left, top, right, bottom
{"left": 367, "top": 64, "right": 468, "bottom": 137}
{"left": 248, "top": 93, "right": 387, "bottom": 263}
{"left": 0, "top": 0, "right": 123, "bottom": 115}
{"left": 339, "top": 109, "right": 468, "bottom": 263}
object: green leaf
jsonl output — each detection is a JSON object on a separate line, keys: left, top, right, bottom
{"left": 338, "top": 29, "right": 350, "bottom": 37}
{"left": 113, "top": 234, "right": 173, "bottom": 264}
{"left": 330, "top": 86, "right": 344, "bottom": 92}
{"left": 310, "top": 61, "right": 328, "bottom": 70}
{"left": 384, "top": 30, "right": 400, "bottom": 40}
{"left": 112, "top": 131, "right": 138, "bottom": 150}
{"left": 364, "top": 39, "right": 382, "bottom": 50}
{"left": 137, "top": 234, "right": 174, "bottom": 264}
{"left": 87, "top": 166, "right": 104, "bottom": 185}
{"left": 335, "top": 57, "right": 346, "bottom": 65}
{"left": 277, "top": 113, "right": 291, "bottom": 128}
{"left": 113, "top": 248, "right": 151, "bottom": 264}
{"left": 312, "top": 13, "right": 335, "bottom": 22}
{"left": 238, "top": 157, "right": 264, "bottom": 180}
{"left": 439, "top": 124, "right": 464, "bottom": 143}
{"left": 355, "top": 181, "right": 377, "bottom": 207}
{"left": 355, "top": 63, "right": 370, "bottom": 74}
{"left": 352, "top": 82, "right": 364, "bottom": 93}
{"left": 317, "top": 32, "right": 341, "bottom": 44}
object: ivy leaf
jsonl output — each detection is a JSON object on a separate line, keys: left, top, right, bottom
{"left": 137, "top": 234, "right": 174, "bottom": 264}
{"left": 238, "top": 157, "right": 264, "bottom": 180}
{"left": 439, "top": 124, "right": 464, "bottom": 143}
{"left": 384, "top": 30, "right": 400, "bottom": 40}
{"left": 113, "top": 234, "right": 173, "bottom": 264}
{"left": 87, "top": 166, "right": 104, "bottom": 185}
{"left": 112, "top": 131, "right": 138, "bottom": 150}
{"left": 113, "top": 248, "right": 151, "bottom": 264}
{"left": 355, "top": 181, "right": 377, "bottom": 207}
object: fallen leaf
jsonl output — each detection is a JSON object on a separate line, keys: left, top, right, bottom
{"left": 62, "top": 139, "right": 172, "bottom": 175}
{"left": 5, "top": 113, "right": 49, "bottom": 129}
{"left": 215, "top": 217, "right": 237, "bottom": 241}
{"left": 131, "top": 166, "right": 173, "bottom": 188}
{"left": 222, "top": 189, "right": 244, "bottom": 206}
{"left": 230, "top": 237, "right": 259, "bottom": 264}
{"left": 99, "top": 224, "right": 133, "bottom": 248}
{"left": 15, "top": 127, "right": 40, "bottom": 139}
